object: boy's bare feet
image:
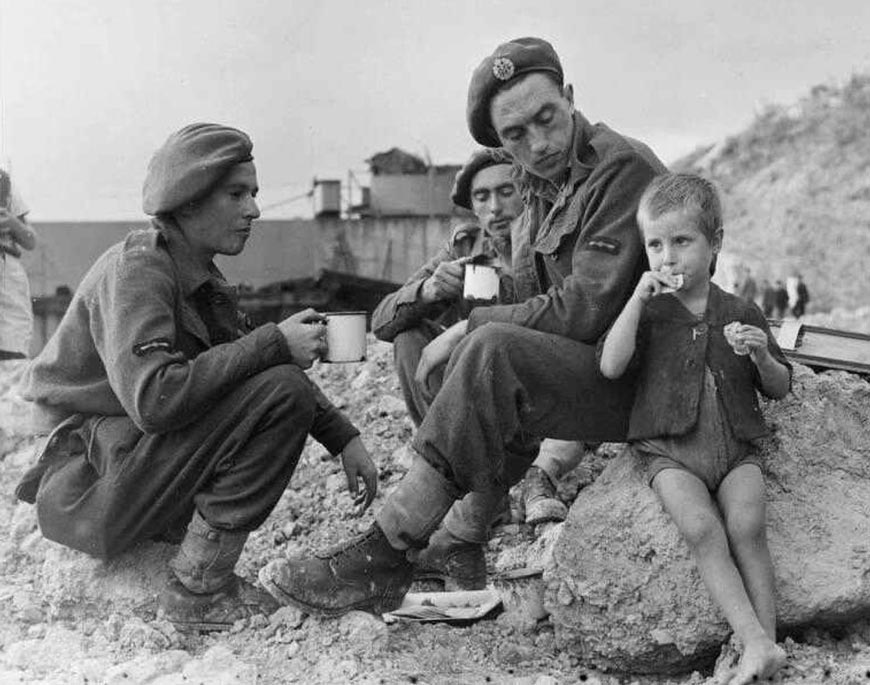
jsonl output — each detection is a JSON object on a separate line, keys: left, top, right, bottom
{"left": 728, "top": 638, "right": 786, "bottom": 684}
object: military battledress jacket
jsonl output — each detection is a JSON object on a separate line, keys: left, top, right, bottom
{"left": 17, "top": 221, "right": 358, "bottom": 556}
{"left": 21, "top": 222, "right": 356, "bottom": 446}
{"left": 466, "top": 113, "right": 667, "bottom": 344}
{"left": 626, "top": 284, "right": 792, "bottom": 442}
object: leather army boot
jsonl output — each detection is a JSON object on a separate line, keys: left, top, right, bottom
{"left": 159, "top": 574, "right": 279, "bottom": 632}
{"left": 260, "top": 454, "right": 460, "bottom": 617}
{"left": 159, "top": 511, "right": 278, "bottom": 632}
{"left": 411, "top": 526, "right": 487, "bottom": 591}
{"left": 522, "top": 466, "right": 568, "bottom": 525}
{"left": 259, "top": 523, "right": 413, "bottom": 617}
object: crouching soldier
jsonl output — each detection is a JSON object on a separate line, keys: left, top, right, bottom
{"left": 15, "top": 123, "right": 377, "bottom": 631}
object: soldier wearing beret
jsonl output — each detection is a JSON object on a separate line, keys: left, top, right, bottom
{"left": 259, "top": 37, "right": 666, "bottom": 617}
{"left": 371, "top": 149, "right": 589, "bottom": 590}
{"left": 371, "top": 148, "right": 518, "bottom": 428}
{"left": 16, "top": 123, "right": 378, "bottom": 631}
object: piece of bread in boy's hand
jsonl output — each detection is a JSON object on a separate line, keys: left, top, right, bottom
{"left": 724, "top": 321, "right": 750, "bottom": 355}
{"left": 658, "top": 266, "right": 684, "bottom": 293}
{"left": 662, "top": 273, "right": 684, "bottom": 293}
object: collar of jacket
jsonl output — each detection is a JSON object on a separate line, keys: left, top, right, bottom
{"left": 151, "top": 217, "right": 225, "bottom": 297}
{"left": 645, "top": 283, "right": 734, "bottom": 328}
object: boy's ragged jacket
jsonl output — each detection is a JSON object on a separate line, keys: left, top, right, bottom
{"left": 626, "top": 284, "right": 791, "bottom": 442}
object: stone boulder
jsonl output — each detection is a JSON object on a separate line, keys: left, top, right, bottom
{"left": 543, "top": 364, "right": 870, "bottom": 674}
{"left": 37, "top": 539, "right": 175, "bottom": 620}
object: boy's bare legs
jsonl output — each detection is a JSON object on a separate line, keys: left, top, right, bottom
{"left": 652, "top": 468, "right": 784, "bottom": 685}
{"left": 717, "top": 463, "right": 786, "bottom": 682}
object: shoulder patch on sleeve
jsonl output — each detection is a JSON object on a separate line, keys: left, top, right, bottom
{"left": 133, "top": 337, "right": 173, "bottom": 356}
{"left": 583, "top": 236, "right": 621, "bottom": 255}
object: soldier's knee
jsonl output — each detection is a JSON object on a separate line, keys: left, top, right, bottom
{"left": 457, "top": 323, "right": 517, "bottom": 363}
{"left": 243, "top": 365, "right": 317, "bottom": 424}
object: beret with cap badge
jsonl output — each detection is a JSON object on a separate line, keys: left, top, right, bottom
{"left": 142, "top": 122, "right": 253, "bottom": 215}
{"left": 466, "top": 37, "right": 564, "bottom": 147}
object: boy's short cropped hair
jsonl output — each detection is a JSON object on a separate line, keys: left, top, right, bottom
{"left": 637, "top": 173, "right": 723, "bottom": 274}
{"left": 637, "top": 173, "right": 722, "bottom": 244}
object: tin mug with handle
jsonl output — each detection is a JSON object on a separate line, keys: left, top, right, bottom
{"left": 463, "top": 263, "right": 499, "bottom": 302}
{"left": 323, "top": 311, "right": 367, "bottom": 363}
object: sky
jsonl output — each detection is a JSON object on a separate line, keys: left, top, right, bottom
{"left": 1, "top": 0, "right": 869, "bottom": 221}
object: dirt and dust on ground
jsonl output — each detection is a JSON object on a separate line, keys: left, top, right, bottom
{"left": 0, "top": 330, "right": 869, "bottom": 685}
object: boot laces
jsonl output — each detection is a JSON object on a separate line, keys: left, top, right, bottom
{"left": 318, "top": 528, "right": 379, "bottom": 564}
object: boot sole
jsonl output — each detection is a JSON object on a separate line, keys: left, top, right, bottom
{"left": 257, "top": 566, "right": 403, "bottom": 618}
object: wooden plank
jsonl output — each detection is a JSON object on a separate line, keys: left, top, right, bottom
{"left": 767, "top": 320, "right": 870, "bottom": 375}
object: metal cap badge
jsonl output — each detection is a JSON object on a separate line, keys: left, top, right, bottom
{"left": 492, "top": 57, "right": 515, "bottom": 81}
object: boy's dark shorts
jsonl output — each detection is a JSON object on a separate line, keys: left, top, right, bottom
{"left": 633, "top": 446, "right": 763, "bottom": 492}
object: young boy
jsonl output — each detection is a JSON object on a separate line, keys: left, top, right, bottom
{"left": 599, "top": 173, "right": 791, "bottom": 684}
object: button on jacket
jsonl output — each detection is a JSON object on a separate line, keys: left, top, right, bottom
{"left": 466, "top": 112, "right": 667, "bottom": 343}
{"left": 626, "top": 284, "right": 792, "bottom": 442}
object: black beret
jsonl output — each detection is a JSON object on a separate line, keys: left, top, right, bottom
{"left": 143, "top": 122, "right": 254, "bottom": 215}
{"left": 450, "top": 148, "right": 513, "bottom": 209}
{"left": 466, "top": 37, "right": 563, "bottom": 147}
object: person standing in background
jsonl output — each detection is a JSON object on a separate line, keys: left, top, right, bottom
{"left": 790, "top": 273, "right": 810, "bottom": 318}
{"left": 785, "top": 272, "right": 799, "bottom": 318}
{"left": 772, "top": 280, "right": 789, "bottom": 320}
{"left": 0, "top": 167, "right": 37, "bottom": 360}
{"left": 760, "top": 279, "right": 776, "bottom": 318}
{"left": 737, "top": 267, "right": 758, "bottom": 307}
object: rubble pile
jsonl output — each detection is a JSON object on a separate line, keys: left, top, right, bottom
{"left": 0, "top": 332, "right": 869, "bottom": 683}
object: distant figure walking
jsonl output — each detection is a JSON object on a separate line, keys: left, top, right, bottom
{"left": 737, "top": 268, "right": 758, "bottom": 306}
{"left": 773, "top": 280, "right": 789, "bottom": 319}
{"left": 0, "top": 167, "right": 37, "bottom": 360}
{"left": 760, "top": 279, "right": 776, "bottom": 318}
{"left": 790, "top": 274, "right": 810, "bottom": 318}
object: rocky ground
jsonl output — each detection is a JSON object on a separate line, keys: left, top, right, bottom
{"left": 0, "top": 331, "right": 869, "bottom": 684}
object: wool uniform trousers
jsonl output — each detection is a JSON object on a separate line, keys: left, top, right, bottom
{"left": 411, "top": 323, "right": 635, "bottom": 499}
{"left": 33, "top": 365, "right": 317, "bottom": 559}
